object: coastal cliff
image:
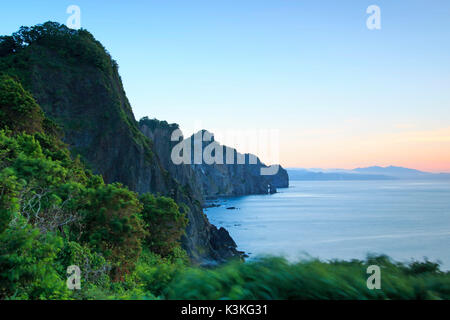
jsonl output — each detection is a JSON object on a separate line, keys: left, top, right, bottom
{"left": 0, "top": 22, "right": 239, "bottom": 263}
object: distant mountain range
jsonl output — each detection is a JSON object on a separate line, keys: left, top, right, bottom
{"left": 287, "top": 166, "right": 450, "bottom": 181}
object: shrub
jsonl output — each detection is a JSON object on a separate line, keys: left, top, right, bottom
{"left": 139, "top": 193, "right": 188, "bottom": 257}
{"left": 76, "top": 183, "right": 146, "bottom": 280}
{"left": 0, "top": 221, "right": 69, "bottom": 299}
{"left": 165, "top": 256, "right": 450, "bottom": 300}
{"left": 0, "top": 75, "right": 44, "bottom": 134}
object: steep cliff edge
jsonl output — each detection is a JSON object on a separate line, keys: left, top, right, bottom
{"left": 0, "top": 22, "right": 239, "bottom": 263}
{"left": 139, "top": 118, "right": 289, "bottom": 201}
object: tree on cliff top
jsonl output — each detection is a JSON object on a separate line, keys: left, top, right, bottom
{"left": 0, "top": 21, "right": 116, "bottom": 75}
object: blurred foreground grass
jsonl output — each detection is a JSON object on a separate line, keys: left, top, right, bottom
{"left": 163, "top": 255, "right": 450, "bottom": 300}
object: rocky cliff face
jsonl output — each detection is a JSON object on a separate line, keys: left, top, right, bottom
{"left": 188, "top": 131, "right": 290, "bottom": 198}
{"left": 139, "top": 119, "right": 289, "bottom": 201}
{"left": 139, "top": 119, "right": 204, "bottom": 202}
{"left": 0, "top": 22, "right": 240, "bottom": 264}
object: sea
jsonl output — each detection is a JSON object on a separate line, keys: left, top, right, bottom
{"left": 205, "top": 180, "right": 450, "bottom": 270}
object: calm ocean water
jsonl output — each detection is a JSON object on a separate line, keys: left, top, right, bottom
{"left": 205, "top": 180, "right": 450, "bottom": 269}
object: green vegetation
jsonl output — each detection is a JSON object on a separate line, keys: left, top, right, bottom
{"left": 140, "top": 193, "right": 188, "bottom": 257}
{"left": 166, "top": 255, "right": 450, "bottom": 300}
{"left": 0, "top": 75, "right": 44, "bottom": 134}
{"left": 0, "top": 22, "right": 115, "bottom": 75}
{"left": 0, "top": 74, "right": 188, "bottom": 299}
{"left": 139, "top": 117, "right": 180, "bottom": 132}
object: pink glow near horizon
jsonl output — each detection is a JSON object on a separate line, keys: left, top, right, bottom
{"left": 276, "top": 126, "right": 450, "bottom": 173}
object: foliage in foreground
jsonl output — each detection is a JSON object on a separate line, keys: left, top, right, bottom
{"left": 0, "top": 74, "right": 188, "bottom": 299}
{"left": 164, "top": 255, "right": 450, "bottom": 300}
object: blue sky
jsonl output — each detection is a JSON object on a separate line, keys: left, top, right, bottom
{"left": 2, "top": 1, "right": 450, "bottom": 171}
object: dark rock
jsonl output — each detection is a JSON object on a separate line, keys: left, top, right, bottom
{"left": 209, "top": 227, "right": 244, "bottom": 262}
{"left": 204, "top": 203, "right": 221, "bottom": 208}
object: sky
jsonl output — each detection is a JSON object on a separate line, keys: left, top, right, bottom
{"left": 2, "top": 0, "right": 450, "bottom": 172}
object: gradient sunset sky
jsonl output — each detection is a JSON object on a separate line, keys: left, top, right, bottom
{"left": 2, "top": 1, "right": 450, "bottom": 172}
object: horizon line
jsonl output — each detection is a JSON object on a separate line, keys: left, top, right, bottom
{"left": 284, "top": 166, "right": 450, "bottom": 174}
